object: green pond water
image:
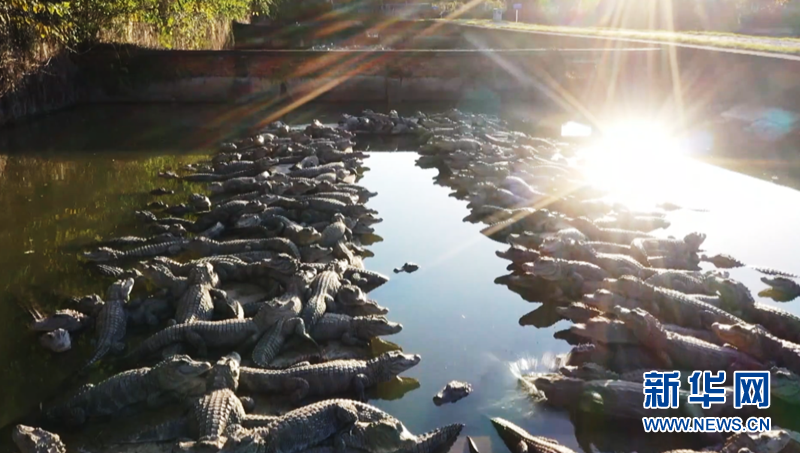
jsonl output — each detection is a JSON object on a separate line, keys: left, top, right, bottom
{"left": 1, "top": 104, "right": 800, "bottom": 452}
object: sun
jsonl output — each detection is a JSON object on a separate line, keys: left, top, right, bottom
{"left": 578, "top": 120, "right": 690, "bottom": 210}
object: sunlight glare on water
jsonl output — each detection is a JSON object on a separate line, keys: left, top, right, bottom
{"left": 578, "top": 120, "right": 700, "bottom": 210}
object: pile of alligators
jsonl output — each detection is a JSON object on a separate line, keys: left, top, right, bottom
{"left": 14, "top": 109, "right": 800, "bottom": 453}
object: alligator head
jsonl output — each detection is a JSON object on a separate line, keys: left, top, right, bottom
{"left": 704, "top": 277, "right": 754, "bottom": 310}
{"left": 770, "top": 367, "right": 800, "bottom": 406}
{"left": 612, "top": 306, "right": 666, "bottom": 348}
{"left": 236, "top": 214, "right": 263, "bottom": 229}
{"left": 368, "top": 351, "right": 421, "bottom": 382}
{"left": 354, "top": 316, "right": 402, "bottom": 338}
{"left": 301, "top": 245, "right": 334, "bottom": 263}
{"left": 39, "top": 329, "right": 72, "bottom": 353}
{"left": 259, "top": 254, "right": 301, "bottom": 278}
{"left": 760, "top": 276, "right": 800, "bottom": 302}
{"left": 556, "top": 302, "right": 601, "bottom": 323}
{"left": 295, "top": 226, "right": 323, "bottom": 246}
{"left": 153, "top": 354, "right": 213, "bottom": 396}
{"left": 189, "top": 193, "right": 211, "bottom": 212}
{"left": 13, "top": 425, "right": 66, "bottom": 453}
{"left": 559, "top": 363, "right": 619, "bottom": 381}
{"left": 141, "top": 263, "right": 186, "bottom": 295}
{"left": 711, "top": 323, "right": 769, "bottom": 360}
{"left": 82, "top": 247, "right": 120, "bottom": 262}
{"left": 187, "top": 262, "right": 220, "bottom": 286}
{"left": 605, "top": 275, "right": 649, "bottom": 298}
{"left": 683, "top": 232, "right": 707, "bottom": 251}
{"left": 107, "top": 278, "right": 135, "bottom": 301}
{"left": 528, "top": 257, "right": 563, "bottom": 281}
{"left": 207, "top": 352, "right": 241, "bottom": 391}
{"left": 357, "top": 213, "right": 383, "bottom": 226}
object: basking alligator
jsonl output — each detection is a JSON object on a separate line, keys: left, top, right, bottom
{"left": 491, "top": 417, "right": 577, "bottom": 453}
{"left": 82, "top": 238, "right": 187, "bottom": 262}
{"left": 13, "top": 425, "right": 66, "bottom": 453}
{"left": 31, "top": 308, "right": 91, "bottom": 332}
{"left": 713, "top": 322, "right": 800, "bottom": 375}
{"left": 84, "top": 278, "right": 134, "bottom": 369}
{"left": 187, "top": 236, "right": 301, "bottom": 261}
{"left": 601, "top": 276, "right": 745, "bottom": 329}
{"left": 303, "top": 263, "right": 389, "bottom": 293}
{"left": 630, "top": 232, "right": 705, "bottom": 264}
{"left": 239, "top": 351, "right": 421, "bottom": 402}
{"left": 301, "top": 263, "right": 344, "bottom": 330}
{"left": 309, "top": 314, "right": 402, "bottom": 345}
{"left": 126, "top": 353, "right": 256, "bottom": 448}
{"left": 47, "top": 355, "right": 210, "bottom": 425}
{"left": 760, "top": 276, "right": 800, "bottom": 302}
{"left": 613, "top": 307, "right": 763, "bottom": 372}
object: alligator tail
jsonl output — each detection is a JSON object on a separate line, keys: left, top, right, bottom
{"left": 404, "top": 423, "right": 464, "bottom": 453}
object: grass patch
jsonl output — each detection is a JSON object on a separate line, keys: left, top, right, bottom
{"left": 441, "top": 19, "right": 800, "bottom": 55}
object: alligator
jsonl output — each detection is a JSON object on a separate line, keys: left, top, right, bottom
{"left": 700, "top": 253, "right": 745, "bottom": 269}
{"left": 127, "top": 297, "right": 172, "bottom": 327}
{"left": 393, "top": 262, "right": 420, "bottom": 274}
{"left": 84, "top": 278, "right": 134, "bottom": 368}
{"left": 432, "top": 381, "right": 472, "bottom": 406}
{"left": 128, "top": 298, "right": 306, "bottom": 360}
{"left": 760, "top": 276, "right": 800, "bottom": 302}
{"left": 567, "top": 317, "right": 640, "bottom": 346}
{"left": 40, "top": 329, "right": 71, "bottom": 353}
{"left": 251, "top": 317, "right": 318, "bottom": 367}
{"left": 564, "top": 342, "right": 666, "bottom": 374}
{"left": 186, "top": 236, "right": 301, "bottom": 260}
{"left": 491, "top": 417, "right": 577, "bottom": 453}
{"left": 320, "top": 213, "right": 351, "bottom": 247}
{"left": 126, "top": 353, "right": 256, "bottom": 448}
{"left": 223, "top": 399, "right": 361, "bottom": 453}
{"left": 613, "top": 307, "right": 764, "bottom": 373}
{"left": 309, "top": 314, "right": 402, "bottom": 345}
{"left": 540, "top": 238, "right": 656, "bottom": 279}
{"left": 555, "top": 302, "right": 602, "bottom": 323}
{"left": 496, "top": 244, "right": 541, "bottom": 265}
{"left": 174, "top": 262, "right": 221, "bottom": 324}
{"left": 630, "top": 233, "right": 705, "bottom": 267}
{"left": 301, "top": 263, "right": 344, "bottom": 330}
{"left": 558, "top": 363, "right": 621, "bottom": 381}
{"left": 568, "top": 217, "right": 654, "bottom": 244}
{"left": 601, "top": 276, "right": 745, "bottom": 329}
{"left": 269, "top": 341, "right": 372, "bottom": 369}
{"left": 330, "top": 284, "right": 388, "bottom": 317}
{"left": 526, "top": 257, "right": 609, "bottom": 297}
{"left": 13, "top": 425, "right": 66, "bottom": 453}
{"left": 332, "top": 420, "right": 463, "bottom": 453}
{"left": 31, "top": 309, "right": 91, "bottom": 332}
{"left": 47, "top": 355, "right": 211, "bottom": 425}
{"left": 240, "top": 351, "right": 420, "bottom": 402}
{"left": 82, "top": 239, "right": 187, "bottom": 262}
{"left": 712, "top": 322, "right": 800, "bottom": 375}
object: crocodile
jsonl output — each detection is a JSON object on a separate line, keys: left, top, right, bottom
{"left": 320, "top": 213, "right": 351, "bottom": 247}
{"left": 300, "top": 263, "right": 344, "bottom": 330}
{"left": 601, "top": 276, "right": 745, "bottom": 330}
{"left": 82, "top": 239, "right": 187, "bottom": 262}
{"left": 760, "top": 276, "right": 800, "bottom": 302}
{"left": 47, "top": 354, "right": 211, "bottom": 425}
{"left": 568, "top": 217, "right": 654, "bottom": 244}
{"left": 175, "top": 262, "right": 221, "bottom": 324}
{"left": 564, "top": 342, "right": 666, "bottom": 374}
{"left": 303, "top": 264, "right": 389, "bottom": 293}
{"left": 310, "top": 314, "right": 402, "bottom": 345}
{"left": 187, "top": 237, "right": 301, "bottom": 260}
{"left": 491, "top": 417, "right": 577, "bottom": 453}
{"left": 13, "top": 425, "right": 66, "bottom": 453}
{"left": 712, "top": 322, "right": 800, "bottom": 375}
{"left": 613, "top": 307, "right": 764, "bottom": 372}
{"left": 630, "top": 232, "right": 705, "bottom": 265}
{"left": 84, "top": 278, "right": 134, "bottom": 368}
{"left": 644, "top": 270, "right": 720, "bottom": 294}
{"left": 251, "top": 317, "right": 318, "bottom": 367}
{"left": 540, "top": 238, "right": 656, "bottom": 279}
{"left": 31, "top": 309, "right": 91, "bottom": 332}
{"left": 432, "top": 381, "right": 472, "bottom": 406}
{"left": 527, "top": 257, "right": 609, "bottom": 297}
{"left": 240, "top": 351, "right": 420, "bottom": 402}
{"left": 39, "top": 328, "right": 72, "bottom": 353}
{"left": 700, "top": 253, "right": 745, "bottom": 269}
{"left": 126, "top": 353, "right": 254, "bottom": 448}
{"left": 260, "top": 216, "right": 323, "bottom": 246}
{"left": 223, "top": 399, "right": 362, "bottom": 453}
{"left": 127, "top": 296, "right": 309, "bottom": 360}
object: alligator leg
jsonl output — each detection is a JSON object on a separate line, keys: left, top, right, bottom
{"left": 284, "top": 377, "right": 311, "bottom": 403}
{"left": 184, "top": 330, "right": 208, "bottom": 357}
{"left": 352, "top": 374, "right": 369, "bottom": 401}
